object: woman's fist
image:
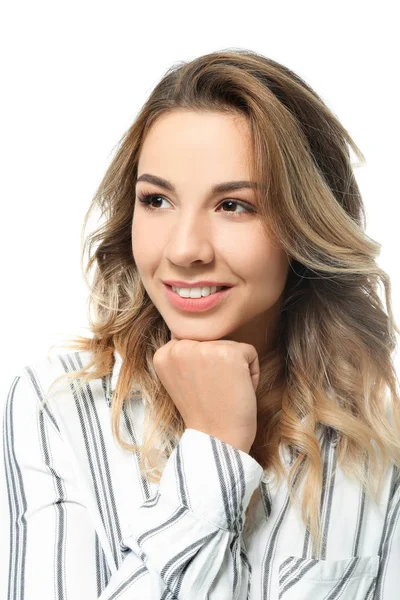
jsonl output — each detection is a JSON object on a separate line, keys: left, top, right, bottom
{"left": 152, "top": 333, "right": 260, "bottom": 453}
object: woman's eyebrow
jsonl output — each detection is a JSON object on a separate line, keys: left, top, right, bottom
{"left": 136, "top": 173, "right": 259, "bottom": 194}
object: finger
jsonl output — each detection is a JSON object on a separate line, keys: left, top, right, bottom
{"left": 241, "top": 343, "right": 260, "bottom": 391}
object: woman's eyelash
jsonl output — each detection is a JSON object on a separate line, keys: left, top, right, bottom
{"left": 136, "top": 192, "right": 256, "bottom": 217}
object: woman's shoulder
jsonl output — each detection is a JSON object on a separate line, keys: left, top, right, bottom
{"left": 15, "top": 347, "right": 121, "bottom": 387}
{"left": 8, "top": 348, "right": 121, "bottom": 431}
{"left": 12, "top": 349, "right": 97, "bottom": 395}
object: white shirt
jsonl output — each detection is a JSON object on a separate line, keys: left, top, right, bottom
{"left": 3, "top": 349, "right": 400, "bottom": 599}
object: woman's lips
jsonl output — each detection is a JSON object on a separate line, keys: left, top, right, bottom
{"left": 163, "top": 283, "right": 232, "bottom": 313}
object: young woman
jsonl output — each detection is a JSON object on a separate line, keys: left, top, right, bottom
{"left": 4, "top": 49, "right": 400, "bottom": 600}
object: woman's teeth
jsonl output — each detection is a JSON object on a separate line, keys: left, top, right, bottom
{"left": 171, "top": 285, "right": 225, "bottom": 298}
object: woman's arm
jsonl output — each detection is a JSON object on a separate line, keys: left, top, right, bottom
{"left": 3, "top": 371, "right": 264, "bottom": 599}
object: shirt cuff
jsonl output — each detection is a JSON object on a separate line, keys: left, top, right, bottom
{"left": 158, "top": 428, "right": 264, "bottom": 532}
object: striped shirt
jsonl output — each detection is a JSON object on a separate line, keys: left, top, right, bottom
{"left": 3, "top": 348, "right": 400, "bottom": 599}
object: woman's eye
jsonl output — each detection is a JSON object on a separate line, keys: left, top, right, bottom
{"left": 136, "top": 192, "right": 256, "bottom": 217}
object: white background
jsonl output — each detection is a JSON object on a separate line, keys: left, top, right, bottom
{"left": 1, "top": 1, "right": 399, "bottom": 597}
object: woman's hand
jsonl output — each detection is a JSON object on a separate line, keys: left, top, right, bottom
{"left": 152, "top": 332, "right": 260, "bottom": 454}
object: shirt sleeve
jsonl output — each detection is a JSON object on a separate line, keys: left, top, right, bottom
{"left": 373, "top": 465, "right": 400, "bottom": 598}
{"left": 3, "top": 370, "right": 264, "bottom": 600}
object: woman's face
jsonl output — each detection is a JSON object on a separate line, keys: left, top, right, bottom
{"left": 132, "top": 110, "right": 290, "bottom": 359}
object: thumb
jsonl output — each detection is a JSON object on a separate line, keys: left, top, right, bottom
{"left": 242, "top": 344, "right": 260, "bottom": 392}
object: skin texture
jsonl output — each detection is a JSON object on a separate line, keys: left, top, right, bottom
{"left": 132, "top": 110, "right": 291, "bottom": 360}
{"left": 152, "top": 331, "right": 261, "bottom": 453}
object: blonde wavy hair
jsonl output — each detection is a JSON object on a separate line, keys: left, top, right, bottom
{"left": 43, "top": 48, "right": 400, "bottom": 556}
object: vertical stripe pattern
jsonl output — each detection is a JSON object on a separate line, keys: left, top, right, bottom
{"left": 3, "top": 376, "right": 28, "bottom": 600}
{"left": 60, "top": 352, "right": 124, "bottom": 569}
{"left": 3, "top": 351, "right": 400, "bottom": 599}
